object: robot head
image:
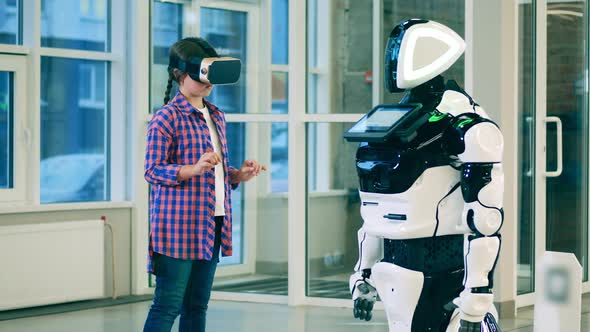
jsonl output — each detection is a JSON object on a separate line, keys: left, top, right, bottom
{"left": 384, "top": 19, "right": 465, "bottom": 92}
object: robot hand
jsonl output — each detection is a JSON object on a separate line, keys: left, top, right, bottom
{"left": 350, "top": 271, "right": 378, "bottom": 321}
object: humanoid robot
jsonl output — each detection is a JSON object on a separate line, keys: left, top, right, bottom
{"left": 344, "top": 19, "right": 503, "bottom": 332}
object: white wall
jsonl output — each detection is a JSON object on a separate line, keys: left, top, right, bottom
{"left": 467, "top": 0, "right": 519, "bottom": 317}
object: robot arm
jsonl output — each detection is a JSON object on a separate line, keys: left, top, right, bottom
{"left": 456, "top": 119, "right": 504, "bottom": 329}
{"left": 349, "top": 229, "right": 383, "bottom": 321}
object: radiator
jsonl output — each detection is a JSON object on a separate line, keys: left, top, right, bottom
{"left": 0, "top": 220, "right": 105, "bottom": 311}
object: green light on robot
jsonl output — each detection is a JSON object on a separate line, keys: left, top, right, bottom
{"left": 457, "top": 119, "right": 474, "bottom": 128}
{"left": 428, "top": 112, "right": 446, "bottom": 122}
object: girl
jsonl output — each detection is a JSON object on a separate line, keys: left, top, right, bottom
{"left": 143, "top": 37, "right": 266, "bottom": 332}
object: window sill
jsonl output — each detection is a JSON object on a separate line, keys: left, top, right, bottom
{"left": 0, "top": 201, "right": 134, "bottom": 214}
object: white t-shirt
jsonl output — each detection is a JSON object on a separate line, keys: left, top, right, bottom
{"left": 198, "top": 106, "right": 226, "bottom": 216}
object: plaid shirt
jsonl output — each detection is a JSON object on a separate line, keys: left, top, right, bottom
{"left": 145, "top": 92, "right": 237, "bottom": 272}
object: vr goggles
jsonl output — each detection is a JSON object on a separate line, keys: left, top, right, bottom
{"left": 170, "top": 55, "right": 242, "bottom": 85}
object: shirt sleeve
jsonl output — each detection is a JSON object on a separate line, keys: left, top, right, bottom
{"left": 144, "top": 112, "right": 182, "bottom": 187}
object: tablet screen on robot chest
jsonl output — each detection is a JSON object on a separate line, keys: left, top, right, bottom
{"left": 344, "top": 104, "right": 422, "bottom": 143}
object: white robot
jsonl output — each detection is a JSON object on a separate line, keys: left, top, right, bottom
{"left": 344, "top": 19, "right": 503, "bottom": 332}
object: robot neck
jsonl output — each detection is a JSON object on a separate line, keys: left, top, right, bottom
{"left": 404, "top": 75, "right": 446, "bottom": 105}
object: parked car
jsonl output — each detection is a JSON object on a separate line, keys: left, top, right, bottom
{"left": 40, "top": 153, "right": 105, "bottom": 203}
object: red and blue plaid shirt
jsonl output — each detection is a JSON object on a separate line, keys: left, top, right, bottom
{"left": 144, "top": 92, "right": 237, "bottom": 272}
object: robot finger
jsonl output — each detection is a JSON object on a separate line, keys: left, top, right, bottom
{"left": 353, "top": 300, "right": 361, "bottom": 319}
{"left": 359, "top": 299, "right": 373, "bottom": 320}
{"left": 365, "top": 311, "right": 373, "bottom": 321}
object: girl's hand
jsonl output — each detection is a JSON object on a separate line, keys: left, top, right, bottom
{"left": 192, "top": 151, "right": 222, "bottom": 176}
{"left": 236, "top": 159, "right": 267, "bottom": 182}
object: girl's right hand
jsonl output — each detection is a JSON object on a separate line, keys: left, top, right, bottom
{"left": 192, "top": 151, "right": 221, "bottom": 176}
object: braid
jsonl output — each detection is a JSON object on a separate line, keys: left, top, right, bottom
{"left": 163, "top": 71, "right": 174, "bottom": 105}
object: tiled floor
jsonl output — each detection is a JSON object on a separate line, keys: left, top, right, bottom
{"left": 0, "top": 297, "right": 588, "bottom": 332}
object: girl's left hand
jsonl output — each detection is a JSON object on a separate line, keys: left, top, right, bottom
{"left": 237, "top": 160, "right": 267, "bottom": 182}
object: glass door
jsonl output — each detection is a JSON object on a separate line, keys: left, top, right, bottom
{"left": 544, "top": 0, "right": 588, "bottom": 280}
{"left": 517, "top": 0, "right": 589, "bottom": 299}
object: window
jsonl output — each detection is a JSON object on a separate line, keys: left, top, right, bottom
{"left": 0, "top": 0, "right": 20, "bottom": 44}
{"left": 41, "top": 0, "right": 110, "bottom": 51}
{"left": 270, "top": 0, "right": 289, "bottom": 192}
{"left": 0, "top": 55, "right": 27, "bottom": 203}
{"left": 272, "top": 0, "right": 288, "bottom": 65}
{"left": 80, "top": 0, "right": 107, "bottom": 20}
{"left": 150, "top": 0, "right": 183, "bottom": 112}
{"left": 78, "top": 63, "right": 106, "bottom": 109}
{"left": 382, "top": 0, "right": 465, "bottom": 104}
{"left": 6, "top": 0, "right": 16, "bottom": 9}
{"left": 0, "top": 72, "right": 13, "bottom": 189}
{"left": 271, "top": 123, "right": 288, "bottom": 192}
{"left": 200, "top": 8, "right": 248, "bottom": 114}
{"left": 40, "top": 58, "right": 109, "bottom": 204}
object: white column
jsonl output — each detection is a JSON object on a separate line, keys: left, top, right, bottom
{"left": 129, "top": 0, "right": 152, "bottom": 295}
{"left": 288, "top": 0, "right": 307, "bottom": 306}
{"left": 469, "top": 0, "right": 519, "bottom": 318}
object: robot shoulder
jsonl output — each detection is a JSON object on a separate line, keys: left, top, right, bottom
{"left": 444, "top": 114, "right": 503, "bottom": 163}
{"left": 436, "top": 90, "right": 473, "bottom": 117}
{"left": 436, "top": 89, "right": 492, "bottom": 119}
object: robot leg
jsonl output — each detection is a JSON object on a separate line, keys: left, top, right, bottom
{"left": 371, "top": 262, "right": 424, "bottom": 332}
{"left": 447, "top": 310, "right": 501, "bottom": 332}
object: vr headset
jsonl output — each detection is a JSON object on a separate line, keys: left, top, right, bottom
{"left": 169, "top": 55, "right": 242, "bottom": 85}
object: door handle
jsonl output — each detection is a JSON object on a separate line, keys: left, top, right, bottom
{"left": 544, "top": 116, "right": 563, "bottom": 177}
{"left": 525, "top": 116, "right": 533, "bottom": 177}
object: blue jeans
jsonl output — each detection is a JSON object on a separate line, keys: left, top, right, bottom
{"left": 143, "top": 217, "right": 222, "bottom": 332}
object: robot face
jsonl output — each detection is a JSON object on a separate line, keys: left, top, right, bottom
{"left": 385, "top": 19, "right": 465, "bottom": 92}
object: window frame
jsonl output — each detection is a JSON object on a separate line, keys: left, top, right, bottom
{"left": 0, "top": 55, "right": 27, "bottom": 203}
{"left": 0, "top": 0, "right": 126, "bottom": 207}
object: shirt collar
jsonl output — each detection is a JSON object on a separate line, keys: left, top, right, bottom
{"left": 171, "top": 91, "right": 222, "bottom": 116}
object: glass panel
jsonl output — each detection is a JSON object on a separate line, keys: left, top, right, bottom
{"left": 382, "top": 0, "right": 465, "bottom": 104}
{"left": 271, "top": 123, "right": 288, "bottom": 192}
{"left": 0, "top": 72, "right": 13, "bottom": 189}
{"left": 306, "top": 122, "right": 359, "bottom": 298}
{"left": 272, "top": 0, "right": 288, "bottom": 65}
{"left": 307, "top": 0, "right": 372, "bottom": 113}
{"left": 150, "top": 0, "right": 183, "bottom": 112}
{"left": 272, "top": 72, "right": 288, "bottom": 114}
{"left": 219, "top": 122, "right": 246, "bottom": 266}
{"left": 213, "top": 123, "right": 289, "bottom": 295}
{"left": 517, "top": 0, "right": 536, "bottom": 295}
{"left": 0, "top": 0, "right": 20, "bottom": 44}
{"left": 41, "top": 0, "right": 110, "bottom": 51}
{"left": 201, "top": 8, "right": 248, "bottom": 114}
{"left": 545, "top": 1, "right": 588, "bottom": 280}
{"left": 40, "top": 58, "right": 109, "bottom": 204}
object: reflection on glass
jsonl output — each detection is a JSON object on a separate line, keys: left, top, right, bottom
{"left": 150, "top": 0, "right": 183, "bottom": 112}
{"left": 382, "top": 0, "right": 465, "bottom": 104}
{"left": 40, "top": 58, "right": 108, "bottom": 203}
{"left": 307, "top": 123, "right": 360, "bottom": 298}
{"left": 517, "top": 1, "right": 535, "bottom": 295}
{"left": 272, "top": 72, "right": 288, "bottom": 114}
{"left": 213, "top": 123, "right": 289, "bottom": 295}
{"left": 272, "top": 0, "right": 288, "bottom": 65}
{"left": 201, "top": 8, "right": 247, "bottom": 114}
{"left": 307, "top": 0, "right": 373, "bottom": 114}
{"left": 0, "top": 0, "right": 19, "bottom": 44}
{"left": 271, "top": 123, "right": 288, "bottom": 192}
{"left": 545, "top": 1, "right": 588, "bottom": 280}
{"left": 41, "top": 0, "right": 110, "bottom": 51}
{"left": 219, "top": 123, "right": 246, "bottom": 265}
{"left": 0, "top": 72, "right": 13, "bottom": 189}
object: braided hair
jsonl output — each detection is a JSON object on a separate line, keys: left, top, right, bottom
{"left": 163, "top": 37, "right": 219, "bottom": 105}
